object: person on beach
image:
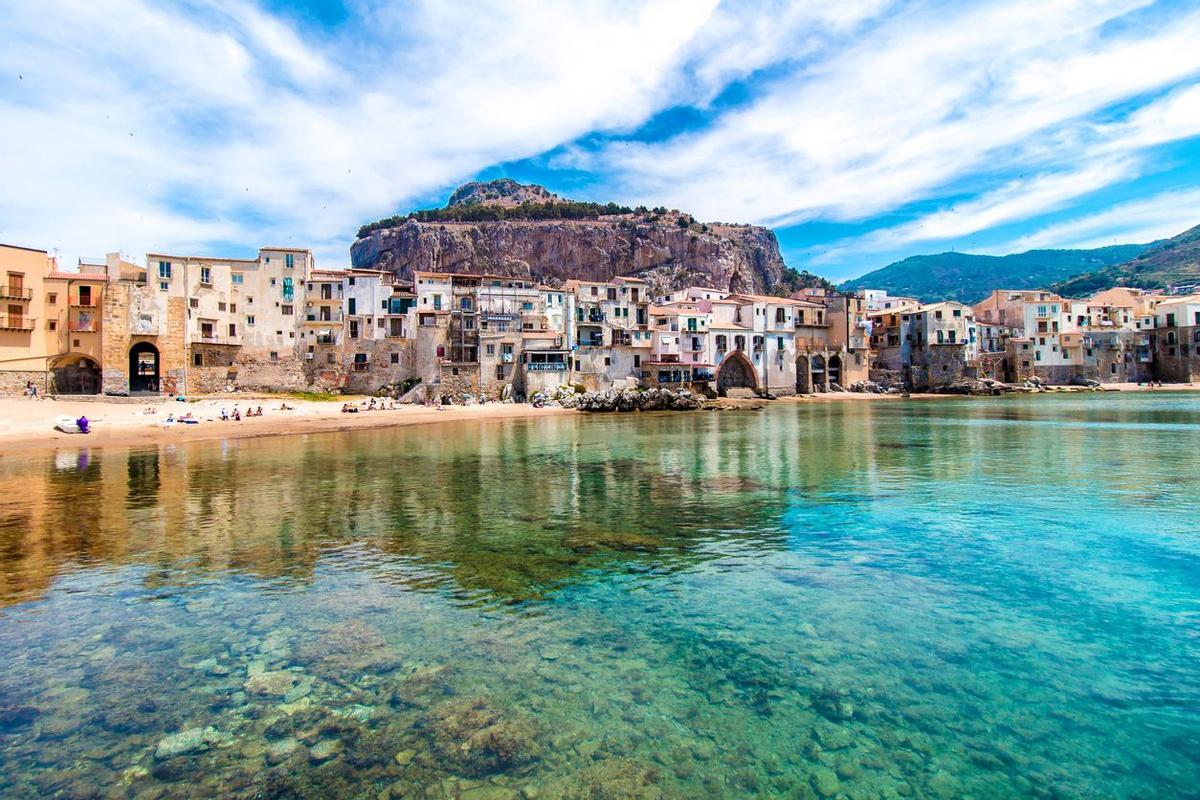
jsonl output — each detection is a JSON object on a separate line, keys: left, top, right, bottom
{"left": 76, "top": 415, "right": 89, "bottom": 434}
{"left": 26, "top": 381, "right": 38, "bottom": 399}
{"left": 232, "top": 408, "right": 241, "bottom": 421}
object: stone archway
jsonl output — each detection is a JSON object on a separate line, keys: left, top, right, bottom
{"left": 716, "top": 350, "right": 759, "bottom": 395}
{"left": 828, "top": 354, "right": 842, "bottom": 387}
{"left": 129, "top": 341, "right": 160, "bottom": 393}
{"left": 796, "top": 355, "right": 811, "bottom": 393}
{"left": 51, "top": 353, "right": 101, "bottom": 395}
{"left": 811, "top": 355, "right": 827, "bottom": 392}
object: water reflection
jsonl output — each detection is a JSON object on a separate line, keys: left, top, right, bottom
{"left": 0, "top": 395, "right": 1198, "bottom": 799}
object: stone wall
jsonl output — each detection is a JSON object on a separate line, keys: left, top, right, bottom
{"left": 343, "top": 338, "right": 418, "bottom": 395}
{"left": 0, "top": 369, "right": 48, "bottom": 397}
{"left": 437, "top": 363, "right": 481, "bottom": 403}
{"left": 101, "top": 286, "right": 185, "bottom": 395}
{"left": 911, "top": 346, "right": 974, "bottom": 389}
{"left": 1155, "top": 325, "right": 1200, "bottom": 382}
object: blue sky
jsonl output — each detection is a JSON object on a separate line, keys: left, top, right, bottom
{"left": 2, "top": 0, "right": 1199, "bottom": 282}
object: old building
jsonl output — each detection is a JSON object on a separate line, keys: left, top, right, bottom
{"left": 1153, "top": 295, "right": 1200, "bottom": 382}
{"left": 1, "top": 244, "right": 62, "bottom": 394}
{"left": 907, "top": 301, "right": 978, "bottom": 387}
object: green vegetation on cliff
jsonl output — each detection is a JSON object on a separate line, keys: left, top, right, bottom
{"left": 358, "top": 201, "right": 634, "bottom": 238}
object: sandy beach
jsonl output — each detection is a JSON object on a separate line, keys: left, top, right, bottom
{"left": 2, "top": 383, "right": 1195, "bottom": 455}
{"left": 0, "top": 395, "right": 577, "bottom": 456}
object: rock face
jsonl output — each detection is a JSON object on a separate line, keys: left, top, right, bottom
{"left": 448, "top": 179, "right": 562, "bottom": 208}
{"left": 351, "top": 185, "right": 790, "bottom": 296}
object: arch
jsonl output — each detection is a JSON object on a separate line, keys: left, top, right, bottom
{"left": 716, "top": 350, "right": 759, "bottom": 395}
{"left": 828, "top": 354, "right": 842, "bottom": 387}
{"left": 129, "top": 341, "right": 160, "bottom": 393}
{"left": 811, "top": 355, "right": 827, "bottom": 392}
{"left": 50, "top": 353, "right": 101, "bottom": 395}
{"left": 796, "top": 355, "right": 811, "bottom": 394}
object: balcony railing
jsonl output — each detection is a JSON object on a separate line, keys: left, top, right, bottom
{"left": 196, "top": 333, "right": 241, "bottom": 345}
{"left": 526, "top": 361, "right": 567, "bottom": 371}
{"left": 0, "top": 314, "right": 35, "bottom": 331}
{"left": 0, "top": 286, "right": 32, "bottom": 301}
{"left": 70, "top": 298, "right": 98, "bottom": 308}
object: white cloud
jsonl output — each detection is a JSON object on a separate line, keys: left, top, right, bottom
{"left": 989, "top": 188, "right": 1200, "bottom": 252}
{"left": 0, "top": 0, "right": 1196, "bottom": 275}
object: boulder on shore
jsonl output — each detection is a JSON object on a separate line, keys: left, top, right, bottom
{"left": 530, "top": 386, "right": 703, "bottom": 412}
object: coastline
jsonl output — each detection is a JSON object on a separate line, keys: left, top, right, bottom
{"left": 1, "top": 383, "right": 1195, "bottom": 456}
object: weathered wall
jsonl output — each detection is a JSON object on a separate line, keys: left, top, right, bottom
{"left": 1155, "top": 325, "right": 1200, "bottom": 382}
{"left": 437, "top": 363, "right": 481, "bottom": 402}
{"left": 0, "top": 369, "right": 48, "bottom": 396}
{"left": 343, "top": 338, "right": 418, "bottom": 395}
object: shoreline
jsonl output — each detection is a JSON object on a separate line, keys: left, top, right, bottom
{"left": 1, "top": 383, "right": 1195, "bottom": 456}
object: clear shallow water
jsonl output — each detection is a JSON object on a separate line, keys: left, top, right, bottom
{"left": 1, "top": 395, "right": 1199, "bottom": 799}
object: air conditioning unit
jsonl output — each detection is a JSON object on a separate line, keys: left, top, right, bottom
{"left": 304, "top": 352, "right": 314, "bottom": 360}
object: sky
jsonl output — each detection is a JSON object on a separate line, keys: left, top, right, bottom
{"left": 2, "top": 0, "right": 1199, "bottom": 282}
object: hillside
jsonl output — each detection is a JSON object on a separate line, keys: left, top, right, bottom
{"left": 1052, "top": 223, "right": 1200, "bottom": 296}
{"left": 352, "top": 181, "right": 833, "bottom": 296}
{"left": 840, "top": 244, "right": 1152, "bottom": 303}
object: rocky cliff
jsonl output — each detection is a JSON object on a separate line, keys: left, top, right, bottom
{"left": 350, "top": 181, "right": 806, "bottom": 296}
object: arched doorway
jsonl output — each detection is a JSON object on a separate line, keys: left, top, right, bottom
{"left": 796, "top": 355, "right": 811, "bottom": 393}
{"left": 811, "top": 355, "right": 827, "bottom": 392}
{"left": 51, "top": 354, "right": 101, "bottom": 395}
{"left": 129, "top": 342, "right": 160, "bottom": 393}
{"left": 716, "top": 351, "right": 758, "bottom": 395}
{"left": 828, "top": 354, "right": 842, "bottom": 387}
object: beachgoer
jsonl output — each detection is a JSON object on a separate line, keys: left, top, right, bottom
{"left": 256, "top": 406, "right": 263, "bottom": 417}
{"left": 220, "top": 407, "right": 229, "bottom": 421}
{"left": 76, "top": 415, "right": 89, "bottom": 434}
{"left": 233, "top": 408, "right": 241, "bottom": 421}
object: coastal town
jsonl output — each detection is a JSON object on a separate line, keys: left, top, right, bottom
{"left": 1, "top": 241, "right": 1198, "bottom": 404}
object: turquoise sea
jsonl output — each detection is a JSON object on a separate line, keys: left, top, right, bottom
{"left": 1, "top": 393, "right": 1199, "bottom": 799}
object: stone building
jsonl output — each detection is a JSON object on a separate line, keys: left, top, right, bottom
{"left": 906, "top": 301, "right": 978, "bottom": 388}
{"left": 1152, "top": 295, "right": 1200, "bottom": 382}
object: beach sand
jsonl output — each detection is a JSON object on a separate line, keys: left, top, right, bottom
{"left": 0, "top": 395, "right": 576, "bottom": 455}
{"left": 1, "top": 382, "right": 1193, "bottom": 455}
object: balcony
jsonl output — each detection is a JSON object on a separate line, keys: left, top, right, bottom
{"left": 68, "top": 322, "right": 98, "bottom": 333}
{"left": 310, "top": 293, "right": 343, "bottom": 305}
{"left": 304, "top": 312, "right": 344, "bottom": 325}
{"left": 0, "top": 285, "right": 32, "bottom": 301}
{"left": 577, "top": 335, "right": 605, "bottom": 348}
{"left": 195, "top": 333, "right": 241, "bottom": 345}
{"left": 527, "top": 361, "right": 567, "bottom": 371}
{"left": 0, "top": 314, "right": 35, "bottom": 331}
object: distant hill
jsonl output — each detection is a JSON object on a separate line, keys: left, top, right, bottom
{"left": 840, "top": 244, "right": 1153, "bottom": 303}
{"left": 1052, "top": 224, "right": 1200, "bottom": 296}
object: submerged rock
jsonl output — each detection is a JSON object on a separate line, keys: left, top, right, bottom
{"left": 810, "top": 767, "right": 839, "bottom": 798}
{"left": 244, "top": 670, "right": 298, "bottom": 698}
{"left": 295, "top": 621, "right": 401, "bottom": 681}
{"left": 155, "top": 726, "right": 225, "bottom": 760}
{"left": 425, "top": 697, "right": 540, "bottom": 777}
{"left": 0, "top": 705, "right": 40, "bottom": 732}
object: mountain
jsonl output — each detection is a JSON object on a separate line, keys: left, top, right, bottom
{"left": 839, "top": 244, "right": 1153, "bottom": 303}
{"left": 1052, "top": 224, "right": 1200, "bottom": 296}
{"left": 351, "top": 180, "right": 834, "bottom": 296}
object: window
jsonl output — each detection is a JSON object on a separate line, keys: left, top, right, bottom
{"left": 247, "top": 296, "right": 254, "bottom": 304}
{"left": 189, "top": 298, "right": 198, "bottom": 308}
{"left": 1166, "top": 313, "right": 1177, "bottom": 327}
{"left": 200, "top": 266, "right": 211, "bottom": 284}
{"left": 281, "top": 305, "right": 293, "bottom": 315}
{"left": 232, "top": 273, "right": 244, "bottom": 284}
{"left": 348, "top": 298, "right": 356, "bottom": 315}
{"left": 633, "top": 354, "right": 641, "bottom": 368}
{"left": 228, "top": 324, "right": 236, "bottom": 337}
{"left": 247, "top": 315, "right": 255, "bottom": 325}
{"left": 486, "top": 344, "right": 495, "bottom": 356}
{"left": 158, "top": 261, "right": 171, "bottom": 279}
{"left": 48, "top": 293, "right": 57, "bottom": 304}
{"left": 193, "top": 353, "right": 203, "bottom": 367}
{"left": 269, "top": 351, "right": 278, "bottom": 362}
{"left": 160, "top": 282, "right": 169, "bottom": 291}
{"left": 391, "top": 353, "right": 400, "bottom": 365}
{"left": 285, "top": 253, "right": 295, "bottom": 269}
{"left": 218, "top": 301, "right": 226, "bottom": 311}
{"left": 48, "top": 320, "right": 57, "bottom": 331}
{"left": 952, "top": 308, "right": 961, "bottom": 317}
{"left": 604, "top": 357, "right": 611, "bottom": 366}
{"left": 230, "top": 303, "right": 236, "bottom": 312}
{"left": 270, "top": 278, "right": 277, "bottom": 286}
{"left": 935, "top": 310, "right": 943, "bottom": 319}
{"left": 349, "top": 321, "right": 358, "bottom": 338}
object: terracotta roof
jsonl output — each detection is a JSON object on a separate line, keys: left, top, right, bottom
{"left": 46, "top": 271, "right": 107, "bottom": 281}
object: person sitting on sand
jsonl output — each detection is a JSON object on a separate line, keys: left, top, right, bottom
{"left": 255, "top": 406, "right": 263, "bottom": 417}
{"left": 232, "top": 408, "right": 241, "bottom": 421}
{"left": 76, "top": 415, "right": 89, "bottom": 434}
